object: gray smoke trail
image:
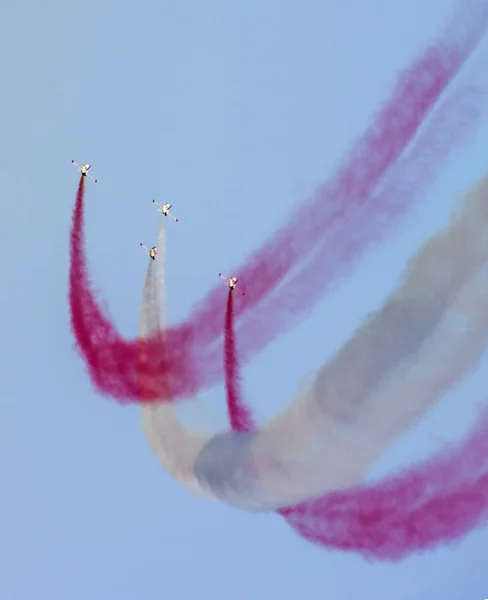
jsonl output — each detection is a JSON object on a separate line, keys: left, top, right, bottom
{"left": 142, "top": 173, "right": 488, "bottom": 512}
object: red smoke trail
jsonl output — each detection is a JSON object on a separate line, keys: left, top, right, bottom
{"left": 69, "top": 1, "right": 488, "bottom": 403}
{"left": 224, "top": 290, "right": 255, "bottom": 432}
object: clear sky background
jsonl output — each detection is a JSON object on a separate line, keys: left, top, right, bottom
{"left": 1, "top": 0, "right": 488, "bottom": 598}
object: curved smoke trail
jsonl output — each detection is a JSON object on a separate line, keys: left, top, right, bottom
{"left": 280, "top": 406, "right": 488, "bottom": 561}
{"left": 69, "top": 0, "right": 488, "bottom": 404}
{"left": 143, "top": 173, "right": 488, "bottom": 562}
{"left": 140, "top": 220, "right": 216, "bottom": 500}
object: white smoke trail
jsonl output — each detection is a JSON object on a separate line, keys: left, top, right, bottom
{"left": 141, "top": 173, "right": 488, "bottom": 512}
{"left": 140, "top": 218, "right": 216, "bottom": 501}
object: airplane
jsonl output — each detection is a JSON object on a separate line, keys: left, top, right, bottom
{"left": 140, "top": 243, "right": 157, "bottom": 260}
{"left": 219, "top": 273, "right": 245, "bottom": 295}
{"left": 153, "top": 199, "right": 178, "bottom": 222}
{"left": 72, "top": 160, "right": 98, "bottom": 182}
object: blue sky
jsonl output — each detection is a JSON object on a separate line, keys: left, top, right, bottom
{"left": 1, "top": 0, "right": 488, "bottom": 598}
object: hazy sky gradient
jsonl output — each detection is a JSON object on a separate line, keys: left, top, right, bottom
{"left": 2, "top": 0, "right": 488, "bottom": 598}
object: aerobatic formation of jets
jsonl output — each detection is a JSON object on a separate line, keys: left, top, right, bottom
{"left": 72, "top": 160, "right": 243, "bottom": 294}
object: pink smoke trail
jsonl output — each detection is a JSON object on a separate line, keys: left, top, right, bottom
{"left": 279, "top": 405, "right": 488, "bottom": 561}
{"left": 206, "top": 86, "right": 485, "bottom": 370}
{"left": 224, "top": 290, "right": 255, "bottom": 432}
{"left": 223, "top": 282, "right": 488, "bottom": 560}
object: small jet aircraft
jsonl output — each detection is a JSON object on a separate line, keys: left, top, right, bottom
{"left": 219, "top": 273, "right": 245, "bottom": 295}
{"left": 72, "top": 160, "right": 98, "bottom": 182}
{"left": 140, "top": 243, "right": 157, "bottom": 260}
{"left": 153, "top": 199, "right": 178, "bottom": 222}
